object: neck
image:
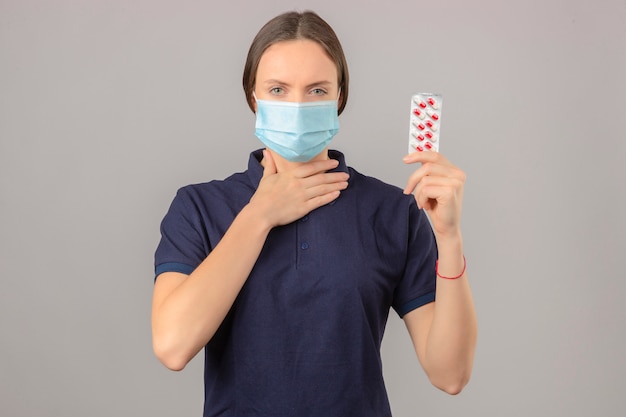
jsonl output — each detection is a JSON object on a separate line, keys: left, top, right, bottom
{"left": 263, "top": 148, "right": 330, "bottom": 172}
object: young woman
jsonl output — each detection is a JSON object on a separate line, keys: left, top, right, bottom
{"left": 152, "top": 10, "right": 476, "bottom": 416}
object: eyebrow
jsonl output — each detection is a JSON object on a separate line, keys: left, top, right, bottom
{"left": 262, "top": 79, "right": 334, "bottom": 89}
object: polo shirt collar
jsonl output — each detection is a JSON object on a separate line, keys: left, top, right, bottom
{"left": 246, "top": 149, "right": 349, "bottom": 188}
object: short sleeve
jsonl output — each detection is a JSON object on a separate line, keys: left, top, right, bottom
{"left": 391, "top": 199, "right": 438, "bottom": 317}
{"left": 154, "top": 187, "right": 209, "bottom": 280}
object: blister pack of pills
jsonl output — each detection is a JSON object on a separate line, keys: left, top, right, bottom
{"left": 408, "top": 93, "right": 442, "bottom": 153}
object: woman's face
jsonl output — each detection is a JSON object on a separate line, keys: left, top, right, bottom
{"left": 254, "top": 39, "right": 339, "bottom": 106}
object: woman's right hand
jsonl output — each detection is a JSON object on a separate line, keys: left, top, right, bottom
{"left": 249, "top": 150, "right": 349, "bottom": 227}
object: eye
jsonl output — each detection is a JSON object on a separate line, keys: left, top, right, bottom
{"left": 270, "top": 87, "right": 284, "bottom": 95}
{"left": 310, "top": 88, "right": 327, "bottom": 96}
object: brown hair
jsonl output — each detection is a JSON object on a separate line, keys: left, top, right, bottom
{"left": 242, "top": 11, "right": 349, "bottom": 115}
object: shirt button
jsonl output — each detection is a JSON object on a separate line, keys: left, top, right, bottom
{"left": 300, "top": 242, "right": 309, "bottom": 250}
{"left": 301, "top": 215, "right": 309, "bottom": 222}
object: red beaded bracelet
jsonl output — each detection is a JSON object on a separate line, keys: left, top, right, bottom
{"left": 436, "top": 255, "right": 466, "bottom": 280}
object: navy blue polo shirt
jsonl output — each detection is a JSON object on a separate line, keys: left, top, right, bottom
{"left": 155, "top": 149, "right": 437, "bottom": 417}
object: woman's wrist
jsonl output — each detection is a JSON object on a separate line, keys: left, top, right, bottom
{"left": 238, "top": 203, "right": 274, "bottom": 236}
{"left": 434, "top": 231, "right": 465, "bottom": 278}
{"left": 434, "top": 229, "right": 463, "bottom": 251}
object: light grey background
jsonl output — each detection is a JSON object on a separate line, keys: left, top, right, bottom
{"left": 1, "top": 0, "right": 625, "bottom": 416}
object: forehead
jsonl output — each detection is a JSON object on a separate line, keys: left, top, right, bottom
{"left": 257, "top": 39, "right": 338, "bottom": 83}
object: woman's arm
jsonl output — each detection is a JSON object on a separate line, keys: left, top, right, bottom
{"left": 151, "top": 151, "right": 349, "bottom": 371}
{"left": 152, "top": 204, "right": 273, "bottom": 371}
{"left": 403, "top": 234, "right": 476, "bottom": 395}
{"left": 401, "top": 151, "right": 477, "bottom": 394}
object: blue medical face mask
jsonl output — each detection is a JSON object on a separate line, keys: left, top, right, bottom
{"left": 254, "top": 95, "right": 340, "bottom": 162}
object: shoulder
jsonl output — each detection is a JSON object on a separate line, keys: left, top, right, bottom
{"left": 330, "top": 149, "right": 406, "bottom": 199}
{"left": 346, "top": 166, "right": 413, "bottom": 206}
{"left": 164, "top": 171, "right": 255, "bottom": 223}
{"left": 176, "top": 171, "right": 253, "bottom": 202}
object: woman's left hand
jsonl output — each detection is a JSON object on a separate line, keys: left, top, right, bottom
{"left": 403, "top": 151, "right": 466, "bottom": 239}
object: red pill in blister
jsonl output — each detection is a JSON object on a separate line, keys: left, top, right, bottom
{"left": 415, "top": 145, "right": 424, "bottom": 152}
{"left": 415, "top": 123, "right": 426, "bottom": 131}
{"left": 425, "top": 131, "right": 433, "bottom": 140}
{"left": 428, "top": 111, "right": 439, "bottom": 120}
{"left": 413, "top": 97, "right": 428, "bottom": 108}
{"left": 424, "top": 142, "right": 433, "bottom": 150}
{"left": 413, "top": 108, "right": 426, "bottom": 119}
{"left": 427, "top": 97, "right": 439, "bottom": 109}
